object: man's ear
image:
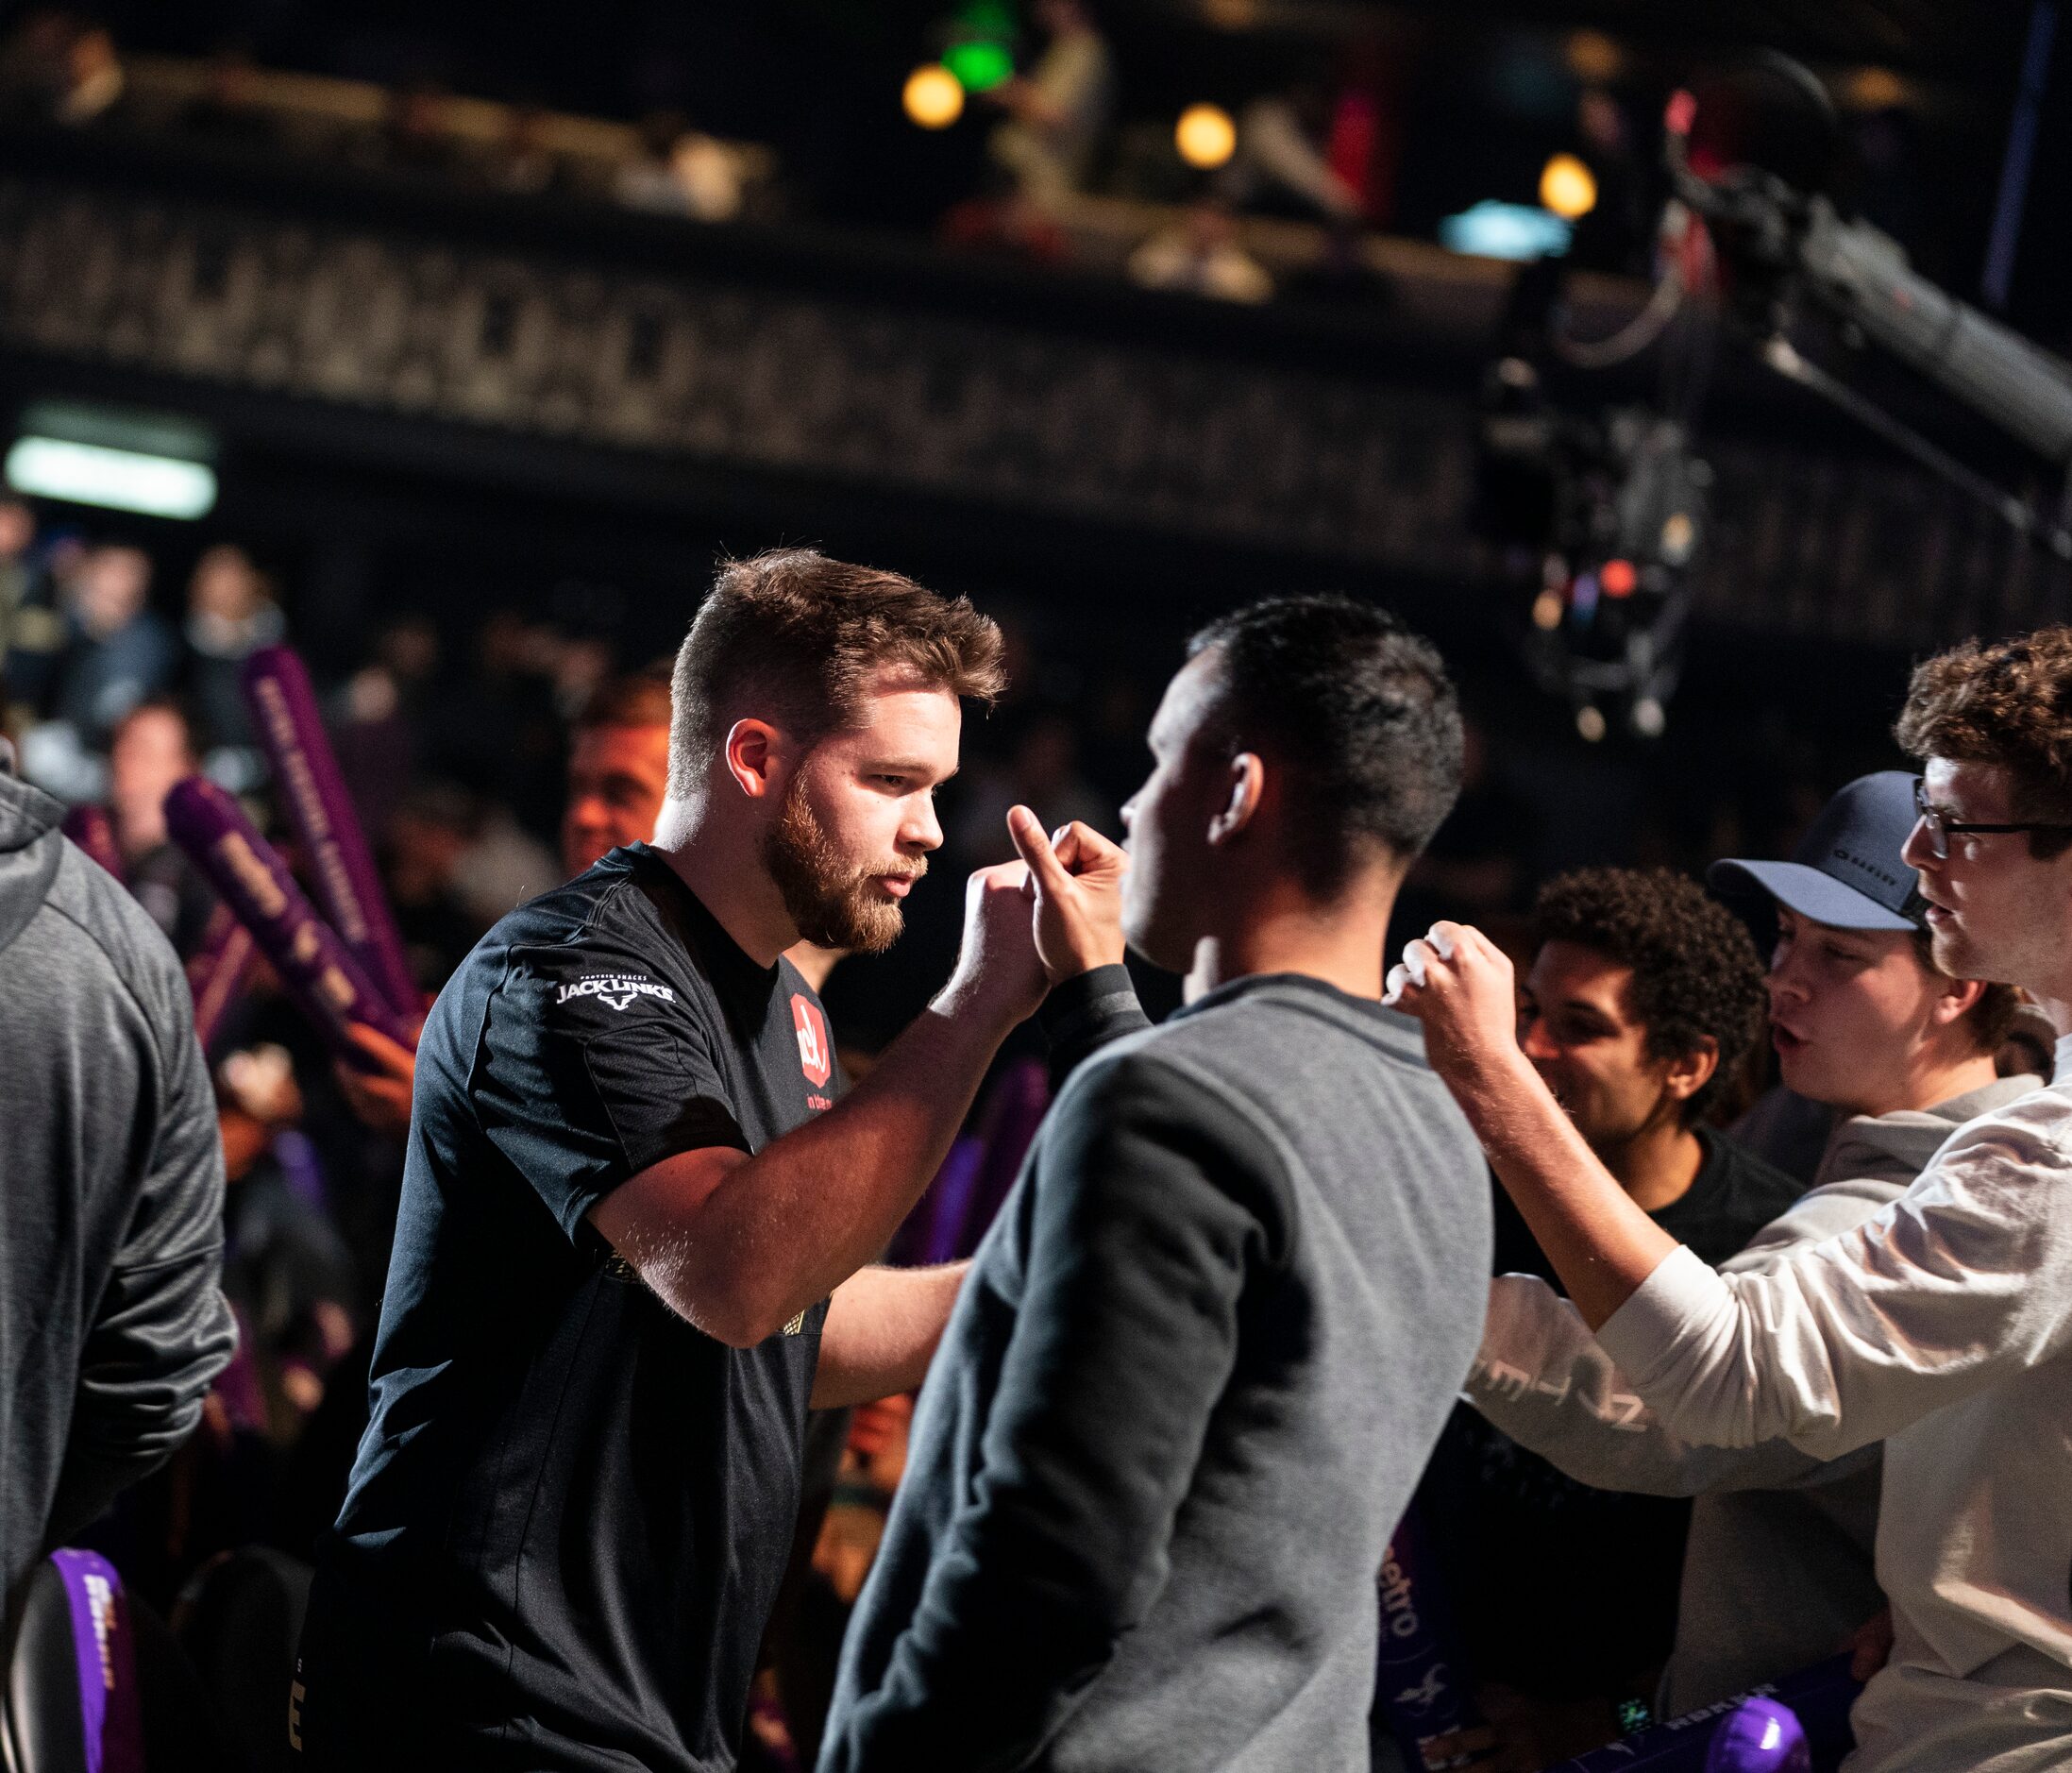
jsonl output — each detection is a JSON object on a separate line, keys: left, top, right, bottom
{"left": 722, "top": 719, "right": 783, "bottom": 801}
{"left": 1929, "top": 974, "right": 1986, "bottom": 1029}
{"left": 1207, "top": 752, "right": 1264, "bottom": 847}
{"left": 1661, "top": 1035, "right": 1720, "bottom": 1106}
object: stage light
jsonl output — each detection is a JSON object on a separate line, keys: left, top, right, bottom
{"left": 1175, "top": 103, "right": 1238, "bottom": 170}
{"left": 1539, "top": 153, "right": 1597, "bottom": 221}
{"left": 1659, "top": 510, "right": 1695, "bottom": 563}
{"left": 1565, "top": 30, "right": 1623, "bottom": 83}
{"left": 1599, "top": 557, "right": 1637, "bottom": 597}
{"left": 1576, "top": 704, "right": 1608, "bottom": 743}
{"left": 1439, "top": 201, "right": 1571, "bottom": 262}
{"left": 1531, "top": 588, "right": 1564, "bottom": 631}
{"left": 903, "top": 63, "right": 965, "bottom": 128}
{"left": 6, "top": 436, "right": 216, "bottom": 518}
{"left": 943, "top": 39, "right": 1013, "bottom": 93}
{"left": 1631, "top": 697, "right": 1666, "bottom": 738}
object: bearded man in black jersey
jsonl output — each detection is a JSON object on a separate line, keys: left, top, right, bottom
{"left": 295, "top": 549, "right": 1059, "bottom": 1773}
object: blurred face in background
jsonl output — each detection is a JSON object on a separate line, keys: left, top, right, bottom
{"left": 109, "top": 705, "right": 195, "bottom": 856}
{"left": 562, "top": 720, "right": 671, "bottom": 878}
{"left": 1517, "top": 939, "right": 1709, "bottom": 1152}
{"left": 75, "top": 545, "right": 151, "bottom": 638}
{"left": 1765, "top": 905, "right": 1978, "bottom": 1116}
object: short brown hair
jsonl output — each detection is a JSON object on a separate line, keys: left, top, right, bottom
{"left": 575, "top": 667, "right": 673, "bottom": 735}
{"left": 667, "top": 549, "right": 1004, "bottom": 798}
{"left": 1907, "top": 926, "right": 2023, "bottom": 1054}
{"left": 1895, "top": 626, "right": 2072, "bottom": 860}
{"left": 1532, "top": 867, "right": 1769, "bottom": 1127}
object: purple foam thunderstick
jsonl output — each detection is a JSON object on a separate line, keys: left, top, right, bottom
{"left": 1704, "top": 1698, "right": 1811, "bottom": 1773}
{"left": 242, "top": 644, "right": 416, "bottom": 1017}
{"left": 186, "top": 901, "right": 257, "bottom": 1055}
{"left": 1375, "top": 1507, "right": 1482, "bottom": 1770}
{"left": 164, "top": 775, "right": 411, "bottom": 1064}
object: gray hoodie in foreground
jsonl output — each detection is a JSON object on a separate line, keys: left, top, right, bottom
{"left": 821, "top": 967, "right": 1491, "bottom": 1773}
{"left": 0, "top": 765, "right": 236, "bottom": 1611}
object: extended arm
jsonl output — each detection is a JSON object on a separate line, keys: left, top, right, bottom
{"left": 592, "top": 864, "right": 1044, "bottom": 1347}
{"left": 813, "top": 1263, "right": 969, "bottom": 1409}
{"left": 821, "top": 1055, "right": 1284, "bottom": 1773}
{"left": 1401, "top": 921, "right": 2072, "bottom": 1461}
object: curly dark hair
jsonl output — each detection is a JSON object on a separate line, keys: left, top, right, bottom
{"left": 1531, "top": 867, "right": 1770, "bottom": 1126}
{"left": 1895, "top": 626, "right": 2072, "bottom": 860}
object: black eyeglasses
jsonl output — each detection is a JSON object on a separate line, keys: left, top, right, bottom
{"left": 1912, "top": 776, "right": 2072, "bottom": 861}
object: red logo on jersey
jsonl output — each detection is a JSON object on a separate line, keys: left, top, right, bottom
{"left": 792, "top": 994, "right": 832, "bottom": 1089}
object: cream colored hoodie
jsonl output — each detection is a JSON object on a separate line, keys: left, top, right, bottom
{"left": 1483, "top": 1038, "right": 2072, "bottom": 1770}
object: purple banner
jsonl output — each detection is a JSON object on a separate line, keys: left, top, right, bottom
{"left": 49, "top": 1548, "right": 145, "bottom": 1773}
{"left": 1549, "top": 1655, "right": 1859, "bottom": 1773}
{"left": 242, "top": 644, "right": 416, "bottom": 1018}
{"left": 1375, "top": 1506, "right": 1480, "bottom": 1770}
{"left": 164, "top": 775, "right": 413, "bottom": 1065}
{"left": 61, "top": 804, "right": 124, "bottom": 881}
{"left": 185, "top": 901, "right": 257, "bottom": 1055}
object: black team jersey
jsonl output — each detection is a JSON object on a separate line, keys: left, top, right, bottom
{"left": 297, "top": 844, "right": 838, "bottom": 1773}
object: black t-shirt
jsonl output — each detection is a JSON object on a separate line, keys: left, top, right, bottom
{"left": 300, "top": 845, "right": 836, "bottom": 1773}
{"left": 1424, "top": 1130, "right": 1805, "bottom": 1701}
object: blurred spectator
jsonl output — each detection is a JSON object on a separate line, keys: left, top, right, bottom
{"left": 56, "top": 23, "right": 121, "bottom": 124}
{"left": 985, "top": 0, "right": 1115, "bottom": 206}
{"left": 561, "top": 667, "right": 671, "bottom": 877}
{"left": 1128, "top": 199, "right": 1274, "bottom": 302}
{"left": 952, "top": 709, "right": 1109, "bottom": 863}
{"left": 1225, "top": 85, "right": 1363, "bottom": 222}
{"left": 383, "top": 780, "right": 488, "bottom": 991}
{"left": 181, "top": 542, "right": 283, "bottom": 776}
{"left": 106, "top": 696, "right": 213, "bottom": 952}
{"left": 613, "top": 109, "right": 748, "bottom": 222}
{"left": 50, "top": 543, "right": 177, "bottom": 743}
{"left": 0, "top": 740, "right": 235, "bottom": 1611}
{"left": 0, "top": 498, "right": 36, "bottom": 681}
{"left": 335, "top": 613, "right": 440, "bottom": 847}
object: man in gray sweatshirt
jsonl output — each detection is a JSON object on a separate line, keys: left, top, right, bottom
{"left": 820, "top": 596, "right": 1492, "bottom": 1773}
{"left": 0, "top": 739, "right": 236, "bottom": 1613}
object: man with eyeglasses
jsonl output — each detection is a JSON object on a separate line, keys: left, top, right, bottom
{"left": 1390, "top": 626, "right": 2072, "bottom": 1772}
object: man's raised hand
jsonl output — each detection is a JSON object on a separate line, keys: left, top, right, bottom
{"left": 1006, "top": 804, "right": 1127, "bottom": 986}
{"left": 938, "top": 859, "right": 1051, "bottom": 1030}
{"left": 1383, "top": 920, "right": 1524, "bottom": 1094}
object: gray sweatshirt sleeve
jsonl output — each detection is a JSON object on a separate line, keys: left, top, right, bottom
{"left": 46, "top": 972, "right": 237, "bottom": 1545}
{"left": 1037, "top": 963, "right": 1153, "bottom": 1089}
{"left": 819, "top": 1051, "right": 1291, "bottom": 1773}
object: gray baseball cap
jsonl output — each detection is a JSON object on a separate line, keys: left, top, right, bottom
{"left": 1708, "top": 770, "right": 1926, "bottom": 932}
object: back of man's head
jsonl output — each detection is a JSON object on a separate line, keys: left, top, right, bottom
{"left": 1186, "top": 594, "right": 1462, "bottom": 897}
{"left": 1531, "top": 867, "right": 1769, "bottom": 1127}
{"left": 667, "top": 549, "right": 1004, "bottom": 801}
{"left": 1895, "top": 625, "right": 2072, "bottom": 859}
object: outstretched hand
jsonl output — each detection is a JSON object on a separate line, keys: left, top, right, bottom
{"left": 1382, "top": 920, "right": 1523, "bottom": 1093}
{"left": 1006, "top": 804, "right": 1127, "bottom": 985}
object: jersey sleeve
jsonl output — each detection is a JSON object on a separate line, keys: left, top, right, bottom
{"left": 473, "top": 926, "right": 748, "bottom": 1241}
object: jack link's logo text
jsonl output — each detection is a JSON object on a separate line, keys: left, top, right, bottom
{"left": 558, "top": 973, "right": 676, "bottom": 1013}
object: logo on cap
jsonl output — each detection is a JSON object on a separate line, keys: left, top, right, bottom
{"left": 792, "top": 994, "right": 832, "bottom": 1089}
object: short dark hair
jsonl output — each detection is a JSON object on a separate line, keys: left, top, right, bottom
{"left": 575, "top": 667, "right": 673, "bottom": 735}
{"left": 667, "top": 549, "right": 1005, "bottom": 799}
{"left": 1531, "top": 867, "right": 1768, "bottom": 1126}
{"left": 1186, "top": 594, "right": 1462, "bottom": 896}
{"left": 1895, "top": 626, "right": 2072, "bottom": 860}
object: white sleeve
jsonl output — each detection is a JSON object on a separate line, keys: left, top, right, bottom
{"left": 1469, "top": 1275, "right": 1835, "bottom": 1495}
{"left": 1596, "top": 1109, "right": 2072, "bottom": 1460}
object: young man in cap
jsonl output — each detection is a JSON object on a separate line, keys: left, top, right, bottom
{"left": 1438, "top": 772, "right": 2036, "bottom": 1746}
{"left": 1396, "top": 634, "right": 2072, "bottom": 1771}
{"left": 820, "top": 596, "right": 1493, "bottom": 1773}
